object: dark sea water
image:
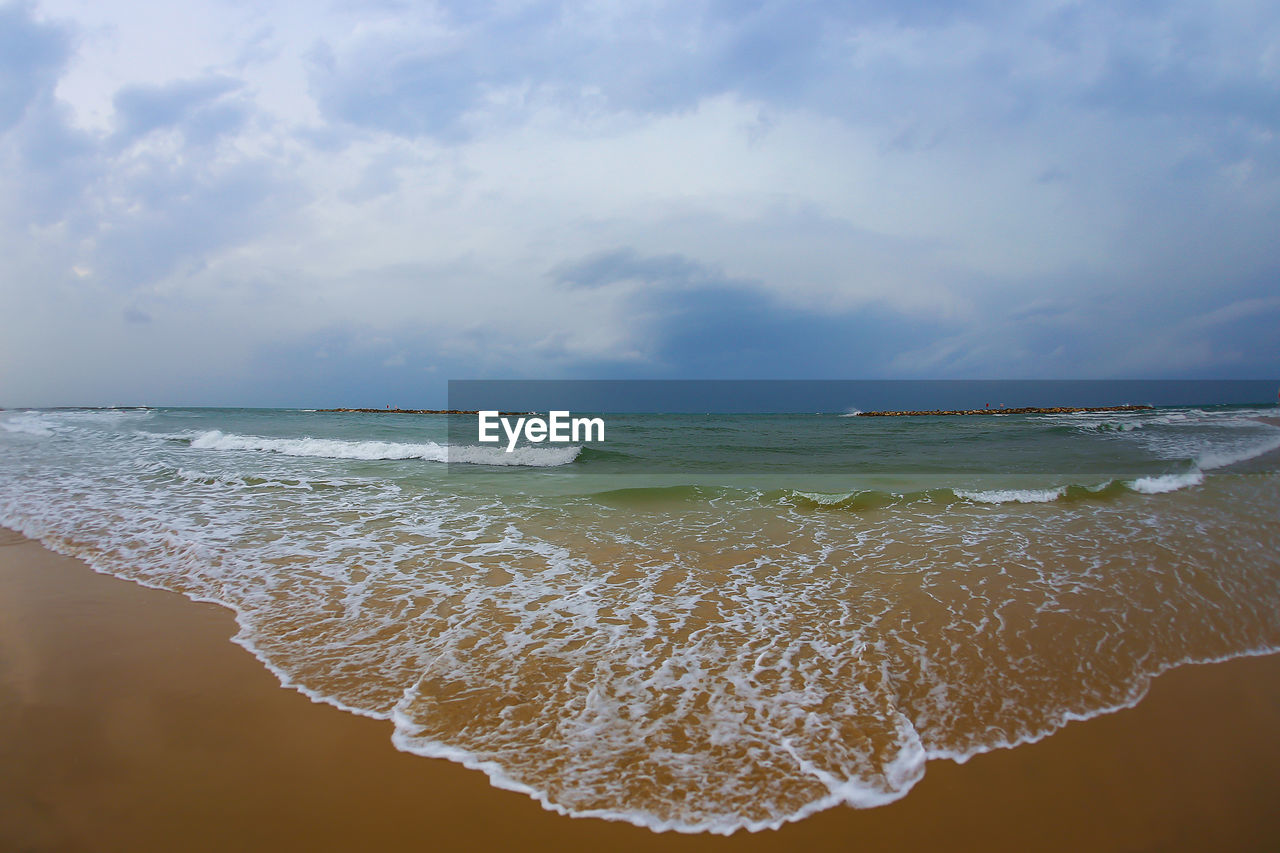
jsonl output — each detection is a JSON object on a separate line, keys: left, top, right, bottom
{"left": 2, "top": 385, "right": 1278, "bottom": 833}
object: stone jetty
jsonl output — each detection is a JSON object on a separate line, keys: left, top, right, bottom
{"left": 856, "top": 404, "right": 1153, "bottom": 417}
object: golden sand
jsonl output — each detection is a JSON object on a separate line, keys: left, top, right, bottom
{"left": 2, "top": 526, "right": 1278, "bottom": 852}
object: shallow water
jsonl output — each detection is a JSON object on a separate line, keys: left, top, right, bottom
{"left": 1, "top": 403, "right": 1278, "bottom": 833}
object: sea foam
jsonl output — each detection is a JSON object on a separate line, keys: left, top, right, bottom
{"left": 955, "top": 487, "right": 1066, "bottom": 504}
{"left": 1129, "top": 470, "right": 1205, "bottom": 494}
{"left": 0, "top": 413, "right": 54, "bottom": 436}
{"left": 3, "top": 404, "right": 1280, "bottom": 835}
{"left": 187, "top": 430, "right": 580, "bottom": 466}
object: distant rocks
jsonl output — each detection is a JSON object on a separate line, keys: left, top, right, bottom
{"left": 856, "top": 405, "right": 1154, "bottom": 417}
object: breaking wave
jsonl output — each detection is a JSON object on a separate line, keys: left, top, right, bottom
{"left": 2, "top": 402, "right": 1279, "bottom": 834}
{"left": 181, "top": 430, "right": 580, "bottom": 467}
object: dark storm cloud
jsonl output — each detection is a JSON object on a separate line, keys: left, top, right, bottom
{"left": 552, "top": 247, "right": 950, "bottom": 377}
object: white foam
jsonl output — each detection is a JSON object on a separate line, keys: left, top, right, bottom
{"left": 448, "top": 443, "right": 581, "bottom": 467}
{"left": 1197, "top": 431, "right": 1280, "bottom": 470}
{"left": 0, "top": 413, "right": 54, "bottom": 436}
{"left": 187, "top": 430, "right": 580, "bottom": 466}
{"left": 1129, "top": 470, "right": 1204, "bottom": 494}
{"left": 190, "top": 429, "right": 450, "bottom": 460}
{"left": 956, "top": 487, "right": 1065, "bottom": 504}
{"left": 143, "top": 429, "right": 202, "bottom": 440}
{"left": 1, "top": 408, "right": 157, "bottom": 438}
{"left": 4, "top": 405, "right": 1280, "bottom": 836}
{"left": 1105, "top": 408, "right": 1280, "bottom": 479}
{"left": 795, "top": 490, "right": 861, "bottom": 505}
{"left": 47, "top": 408, "right": 152, "bottom": 424}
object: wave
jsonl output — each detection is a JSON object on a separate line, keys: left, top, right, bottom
{"left": 4, "top": 404, "right": 1280, "bottom": 835}
{"left": 1068, "top": 420, "right": 1142, "bottom": 433}
{"left": 449, "top": 444, "right": 581, "bottom": 467}
{"left": 574, "top": 446, "right": 637, "bottom": 464}
{"left": 776, "top": 474, "right": 1201, "bottom": 512}
{"left": 955, "top": 486, "right": 1066, "bottom": 503}
{"left": 1130, "top": 470, "right": 1204, "bottom": 494}
{"left": 782, "top": 489, "right": 909, "bottom": 511}
{"left": 0, "top": 413, "right": 54, "bottom": 436}
{"left": 165, "top": 466, "right": 375, "bottom": 492}
{"left": 189, "top": 430, "right": 447, "bottom": 460}
{"left": 601, "top": 427, "right": 1280, "bottom": 512}
{"left": 2, "top": 409, "right": 156, "bottom": 437}
{"left": 1198, "top": 430, "right": 1280, "bottom": 470}
{"left": 780, "top": 486, "right": 1083, "bottom": 512}
{"left": 183, "top": 430, "right": 580, "bottom": 467}
{"left": 588, "top": 484, "right": 732, "bottom": 507}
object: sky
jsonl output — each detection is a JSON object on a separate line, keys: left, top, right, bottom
{"left": 1, "top": 0, "right": 1277, "bottom": 407}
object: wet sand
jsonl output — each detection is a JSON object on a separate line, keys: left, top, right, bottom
{"left": 2, "top": 525, "right": 1278, "bottom": 852}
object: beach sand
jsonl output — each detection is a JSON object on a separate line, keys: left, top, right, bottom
{"left": 2, "top": 525, "right": 1278, "bottom": 853}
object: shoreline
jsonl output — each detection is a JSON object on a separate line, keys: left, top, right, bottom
{"left": 3, "top": 527, "right": 1280, "bottom": 851}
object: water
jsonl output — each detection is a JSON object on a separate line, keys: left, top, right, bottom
{"left": 1, "top": 399, "right": 1278, "bottom": 833}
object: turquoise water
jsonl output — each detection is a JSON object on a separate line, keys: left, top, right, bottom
{"left": 1, "top": 401, "right": 1278, "bottom": 832}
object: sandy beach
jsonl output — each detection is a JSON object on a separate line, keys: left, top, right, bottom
{"left": 3, "top": 0, "right": 1277, "bottom": 840}
{"left": 2, "top": 525, "right": 1278, "bottom": 852}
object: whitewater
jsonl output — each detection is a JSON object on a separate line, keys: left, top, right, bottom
{"left": 1, "top": 402, "right": 1278, "bottom": 833}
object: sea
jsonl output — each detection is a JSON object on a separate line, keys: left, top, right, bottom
{"left": 1, "top": 381, "right": 1278, "bottom": 834}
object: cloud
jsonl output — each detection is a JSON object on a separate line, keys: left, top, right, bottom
{"left": 553, "top": 248, "right": 714, "bottom": 290}
{"left": 308, "top": 33, "right": 477, "bottom": 140}
{"left": 0, "top": 0, "right": 69, "bottom": 131}
{"left": 91, "top": 157, "right": 300, "bottom": 290}
{"left": 302, "top": 2, "right": 882, "bottom": 140}
{"left": 637, "top": 282, "right": 947, "bottom": 378}
{"left": 122, "top": 305, "right": 151, "bottom": 324}
{"left": 112, "top": 76, "right": 246, "bottom": 144}
{"left": 2, "top": 0, "right": 1279, "bottom": 406}
{"left": 546, "top": 247, "right": 953, "bottom": 377}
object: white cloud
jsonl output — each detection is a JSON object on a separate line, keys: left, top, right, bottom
{"left": 1, "top": 0, "right": 1278, "bottom": 405}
